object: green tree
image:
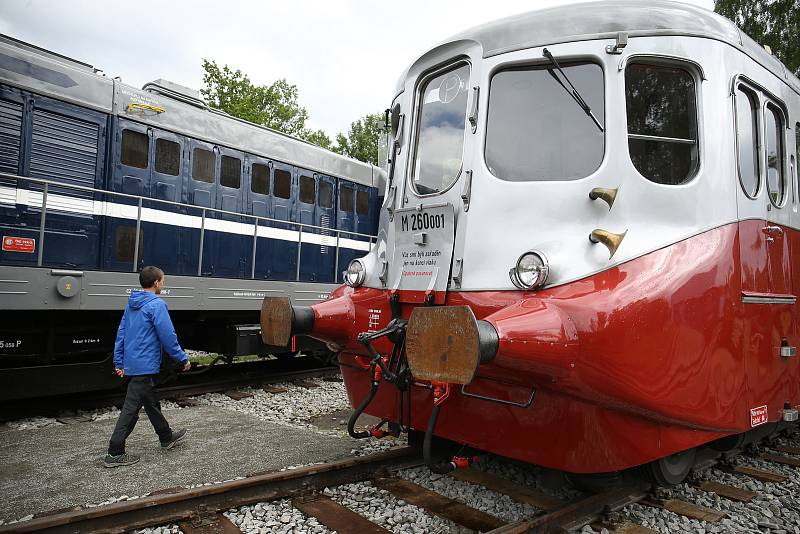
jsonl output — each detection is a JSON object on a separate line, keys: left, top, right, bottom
{"left": 714, "top": 0, "right": 799, "bottom": 76}
{"left": 301, "top": 128, "right": 333, "bottom": 150}
{"left": 333, "top": 113, "right": 384, "bottom": 165}
{"left": 200, "top": 59, "right": 309, "bottom": 137}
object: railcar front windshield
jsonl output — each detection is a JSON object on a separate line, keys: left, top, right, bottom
{"left": 411, "top": 62, "right": 470, "bottom": 195}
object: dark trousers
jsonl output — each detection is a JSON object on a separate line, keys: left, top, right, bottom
{"left": 108, "top": 375, "right": 172, "bottom": 455}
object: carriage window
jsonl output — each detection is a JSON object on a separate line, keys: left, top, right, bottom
{"left": 220, "top": 155, "right": 241, "bottom": 189}
{"left": 356, "top": 191, "right": 370, "bottom": 215}
{"left": 734, "top": 87, "right": 760, "bottom": 198}
{"left": 155, "top": 138, "right": 180, "bottom": 176}
{"left": 412, "top": 62, "right": 470, "bottom": 195}
{"left": 274, "top": 169, "right": 291, "bottom": 199}
{"left": 319, "top": 181, "right": 333, "bottom": 208}
{"left": 121, "top": 129, "right": 149, "bottom": 169}
{"left": 626, "top": 63, "right": 698, "bottom": 185}
{"left": 765, "top": 104, "right": 785, "bottom": 206}
{"left": 192, "top": 148, "right": 215, "bottom": 183}
{"left": 299, "top": 175, "right": 315, "bottom": 204}
{"left": 339, "top": 186, "right": 354, "bottom": 212}
{"left": 486, "top": 62, "right": 604, "bottom": 181}
{"left": 251, "top": 163, "right": 270, "bottom": 195}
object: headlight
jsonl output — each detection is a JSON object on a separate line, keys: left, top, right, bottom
{"left": 344, "top": 259, "right": 366, "bottom": 287}
{"left": 509, "top": 251, "right": 549, "bottom": 290}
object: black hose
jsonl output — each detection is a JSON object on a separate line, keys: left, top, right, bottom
{"left": 348, "top": 377, "right": 380, "bottom": 439}
{"left": 423, "top": 404, "right": 457, "bottom": 474}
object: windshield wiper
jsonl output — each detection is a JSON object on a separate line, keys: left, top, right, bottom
{"left": 542, "top": 48, "right": 604, "bottom": 132}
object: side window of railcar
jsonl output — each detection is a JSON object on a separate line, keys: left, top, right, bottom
{"left": 220, "top": 155, "right": 241, "bottom": 189}
{"left": 273, "top": 169, "right": 291, "bottom": 199}
{"left": 625, "top": 63, "right": 698, "bottom": 185}
{"left": 192, "top": 148, "right": 215, "bottom": 183}
{"left": 155, "top": 138, "right": 180, "bottom": 176}
{"left": 251, "top": 163, "right": 270, "bottom": 195}
{"left": 121, "top": 129, "right": 149, "bottom": 169}
{"left": 340, "top": 185, "right": 354, "bottom": 212}
{"left": 734, "top": 86, "right": 760, "bottom": 198}
{"left": 299, "top": 175, "right": 315, "bottom": 204}
{"left": 356, "top": 191, "right": 369, "bottom": 215}
{"left": 485, "top": 62, "right": 604, "bottom": 181}
{"left": 319, "top": 181, "right": 333, "bottom": 208}
{"left": 764, "top": 104, "right": 785, "bottom": 206}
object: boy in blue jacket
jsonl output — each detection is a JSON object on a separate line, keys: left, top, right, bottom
{"left": 105, "top": 266, "right": 191, "bottom": 467}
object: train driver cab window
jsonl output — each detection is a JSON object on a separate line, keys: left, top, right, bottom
{"left": 121, "top": 129, "right": 149, "bottom": 169}
{"left": 220, "top": 155, "right": 241, "bottom": 189}
{"left": 251, "top": 163, "right": 270, "bottom": 195}
{"left": 192, "top": 148, "right": 215, "bottom": 183}
{"left": 339, "top": 185, "right": 354, "bottom": 212}
{"left": 764, "top": 103, "right": 785, "bottom": 206}
{"left": 485, "top": 62, "right": 604, "bottom": 181}
{"left": 319, "top": 181, "right": 333, "bottom": 208}
{"left": 299, "top": 175, "right": 315, "bottom": 204}
{"left": 734, "top": 86, "right": 760, "bottom": 198}
{"left": 155, "top": 138, "right": 180, "bottom": 176}
{"left": 356, "top": 191, "right": 370, "bottom": 215}
{"left": 625, "top": 63, "right": 698, "bottom": 185}
{"left": 274, "top": 169, "right": 291, "bottom": 199}
{"left": 411, "top": 62, "right": 470, "bottom": 195}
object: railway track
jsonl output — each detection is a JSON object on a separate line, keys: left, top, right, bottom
{"left": 0, "top": 356, "right": 337, "bottom": 422}
{"left": 3, "top": 429, "right": 800, "bottom": 534}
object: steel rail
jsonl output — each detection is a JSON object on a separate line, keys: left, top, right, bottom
{"left": 0, "top": 447, "right": 421, "bottom": 534}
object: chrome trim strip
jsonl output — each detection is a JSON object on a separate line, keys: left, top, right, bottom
{"left": 742, "top": 295, "right": 796, "bottom": 304}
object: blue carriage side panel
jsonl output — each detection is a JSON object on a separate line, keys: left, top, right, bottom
{"left": 297, "top": 170, "right": 335, "bottom": 282}
{"left": 1, "top": 86, "right": 106, "bottom": 269}
{"left": 0, "top": 85, "right": 25, "bottom": 258}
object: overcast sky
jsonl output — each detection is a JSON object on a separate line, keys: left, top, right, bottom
{"left": 1, "top": 0, "right": 714, "bottom": 137}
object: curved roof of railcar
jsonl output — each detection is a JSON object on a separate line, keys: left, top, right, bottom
{"left": 397, "top": 0, "right": 799, "bottom": 95}
{"left": 0, "top": 34, "right": 383, "bottom": 189}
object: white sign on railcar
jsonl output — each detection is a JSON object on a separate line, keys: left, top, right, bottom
{"left": 391, "top": 203, "right": 454, "bottom": 295}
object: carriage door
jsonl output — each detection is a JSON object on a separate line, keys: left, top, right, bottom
{"left": 185, "top": 140, "right": 217, "bottom": 276}
{"left": 296, "top": 170, "right": 318, "bottom": 281}
{"left": 269, "top": 162, "right": 297, "bottom": 280}
{"left": 214, "top": 147, "right": 246, "bottom": 278}
{"left": 316, "top": 174, "right": 336, "bottom": 282}
{"left": 146, "top": 129, "right": 185, "bottom": 273}
{"left": 336, "top": 181, "right": 356, "bottom": 282}
{"left": 247, "top": 156, "right": 273, "bottom": 279}
{"left": 734, "top": 84, "right": 792, "bottom": 299}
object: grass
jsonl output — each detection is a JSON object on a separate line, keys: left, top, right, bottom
{"left": 187, "top": 353, "right": 262, "bottom": 366}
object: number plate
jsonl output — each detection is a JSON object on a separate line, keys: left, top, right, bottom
{"left": 391, "top": 204, "right": 455, "bottom": 296}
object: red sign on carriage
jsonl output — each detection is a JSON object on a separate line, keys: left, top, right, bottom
{"left": 2, "top": 236, "right": 35, "bottom": 253}
{"left": 750, "top": 405, "right": 769, "bottom": 427}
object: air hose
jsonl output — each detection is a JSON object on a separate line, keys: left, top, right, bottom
{"left": 423, "top": 404, "right": 458, "bottom": 474}
{"left": 347, "top": 373, "right": 380, "bottom": 439}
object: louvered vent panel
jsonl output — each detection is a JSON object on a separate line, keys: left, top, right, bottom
{"left": 0, "top": 99, "right": 23, "bottom": 185}
{"left": 29, "top": 109, "right": 98, "bottom": 199}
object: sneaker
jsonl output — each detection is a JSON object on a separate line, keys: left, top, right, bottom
{"left": 161, "top": 428, "right": 187, "bottom": 450}
{"left": 104, "top": 453, "right": 141, "bottom": 468}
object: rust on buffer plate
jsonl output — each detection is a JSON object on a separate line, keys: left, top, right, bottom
{"left": 405, "top": 305, "right": 481, "bottom": 384}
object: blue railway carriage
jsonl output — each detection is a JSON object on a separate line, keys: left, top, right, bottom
{"left": 0, "top": 35, "right": 385, "bottom": 400}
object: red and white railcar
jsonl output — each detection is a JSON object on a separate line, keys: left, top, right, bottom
{"left": 262, "top": 0, "right": 800, "bottom": 484}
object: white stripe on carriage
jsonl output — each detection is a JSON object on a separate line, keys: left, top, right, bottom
{"left": 0, "top": 186, "right": 372, "bottom": 252}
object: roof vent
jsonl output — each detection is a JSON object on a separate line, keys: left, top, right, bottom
{"left": 142, "top": 79, "right": 206, "bottom": 108}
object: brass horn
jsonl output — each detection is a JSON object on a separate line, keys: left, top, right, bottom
{"left": 589, "top": 187, "right": 618, "bottom": 210}
{"left": 589, "top": 229, "right": 627, "bottom": 259}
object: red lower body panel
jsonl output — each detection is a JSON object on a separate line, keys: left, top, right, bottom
{"left": 331, "top": 223, "right": 799, "bottom": 473}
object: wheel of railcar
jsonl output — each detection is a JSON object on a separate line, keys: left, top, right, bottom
{"left": 644, "top": 448, "right": 696, "bottom": 486}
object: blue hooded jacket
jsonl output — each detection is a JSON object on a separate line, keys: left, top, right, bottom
{"left": 113, "top": 291, "right": 188, "bottom": 376}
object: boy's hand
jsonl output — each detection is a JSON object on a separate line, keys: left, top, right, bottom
{"left": 183, "top": 361, "right": 191, "bottom": 371}
{"left": 115, "top": 368, "right": 124, "bottom": 378}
